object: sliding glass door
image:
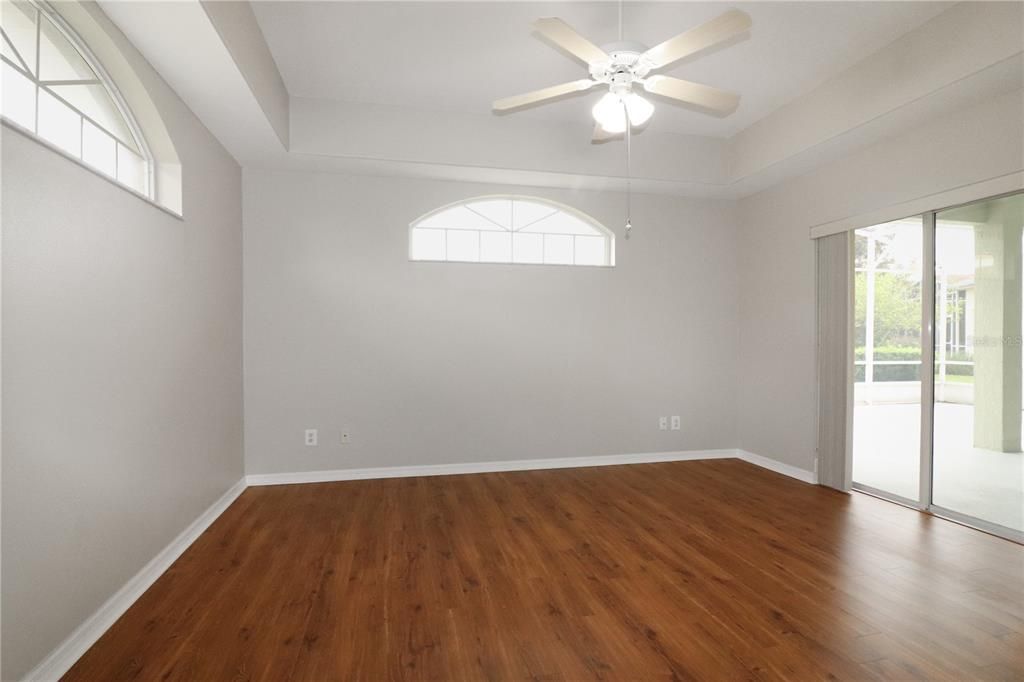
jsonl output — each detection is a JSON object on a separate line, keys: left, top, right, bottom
{"left": 932, "top": 193, "right": 1024, "bottom": 535}
{"left": 852, "top": 219, "right": 923, "bottom": 503}
{"left": 851, "top": 191, "right": 1023, "bottom": 542}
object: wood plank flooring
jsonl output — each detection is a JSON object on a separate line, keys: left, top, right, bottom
{"left": 65, "top": 459, "right": 1024, "bottom": 681}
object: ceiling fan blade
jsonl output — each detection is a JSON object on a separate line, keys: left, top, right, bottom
{"left": 493, "top": 79, "right": 597, "bottom": 111}
{"left": 532, "top": 17, "right": 608, "bottom": 65}
{"left": 641, "top": 9, "right": 751, "bottom": 70}
{"left": 642, "top": 75, "right": 740, "bottom": 114}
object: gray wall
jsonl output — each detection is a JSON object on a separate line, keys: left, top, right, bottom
{"left": 0, "top": 12, "right": 243, "bottom": 682}
{"left": 735, "top": 90, "right": 1024, "bottom": 473}
{"left": 244, "top": 169, "right": 739, "bottom": 475}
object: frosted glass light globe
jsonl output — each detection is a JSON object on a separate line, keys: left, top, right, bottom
{"left": 625, "top": 93, "right": 653, "bottom": 127}
{"left": 592, "top": 92, "right": 627, "bottom": 133}
{"left": 592, "top": 92, "right": 654, "bottom": 133}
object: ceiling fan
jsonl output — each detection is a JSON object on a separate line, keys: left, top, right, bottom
{"left": 492, "top": 9, "right": 751, "bottom": 142}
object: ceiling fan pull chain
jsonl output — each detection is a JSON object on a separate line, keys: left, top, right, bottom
{"left": 625, "top": 101, "right": 632, "bottom": 240}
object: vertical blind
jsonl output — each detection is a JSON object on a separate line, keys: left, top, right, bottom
{"left": 816, "top": 231, "right": 853, "bottom": 491}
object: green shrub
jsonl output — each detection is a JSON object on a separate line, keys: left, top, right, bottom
{"left": 854, "top": 345, "right": 920, "bottom": 361}
{"left": 855, "top": 345, "right": 974, "bottom": 380}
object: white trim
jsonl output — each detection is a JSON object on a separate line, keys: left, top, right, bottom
{"left": 246, "top": 450, "right": 737, "bottom": 486}
{"left": 22, "top": 478, "right": 248, "bottom": 682}
{"left": 735, "top": 450, "right": 819, "bottom": 485}
{"left": 808, "top": 171, "right": 1024, "bottom": 239}
{"left": 246, "top": 449, "right": 818, "bottom": 487}
{"left": 1, "top": 120, "right": 182, "bottom": 220}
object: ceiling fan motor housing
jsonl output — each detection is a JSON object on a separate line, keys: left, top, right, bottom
{"left": 589, "top": 41, "right": 653, "bottom": 90}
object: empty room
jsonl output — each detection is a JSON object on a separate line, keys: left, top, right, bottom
{"left": 2, "top": 0, "right": 1024, "bottom": 679}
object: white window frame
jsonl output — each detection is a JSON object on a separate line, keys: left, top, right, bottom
{"left": 409, "top": 195, "right": 616, "bottom": 267}
{"left": 1, "top": 0, "right": 156, "bottom": 199}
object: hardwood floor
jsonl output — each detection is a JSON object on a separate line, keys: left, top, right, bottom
{"left": 65, "top": 459, "right": 1024, "bottom": 681}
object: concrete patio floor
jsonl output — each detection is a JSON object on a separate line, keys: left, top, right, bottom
{"left": 853, "top": 402, "right": 1024, "bottom": 533}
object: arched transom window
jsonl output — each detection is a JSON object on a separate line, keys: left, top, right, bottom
{"left": 1, "top": 0, "right": 152, "bottom": 196}
{"left": 410, "top": 196, "right": 615, "bottom": 267}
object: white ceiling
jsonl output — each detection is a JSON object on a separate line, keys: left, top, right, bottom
{"left": 253, "top": 1, "right": 952, "bottom": 138}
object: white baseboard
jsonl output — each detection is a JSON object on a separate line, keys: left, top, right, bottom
{"left": 245, "top": 449, "right": 740, "bottom": 486}
{"left": 246, "top": 448, "right": 818, "bottom": 487}
{"left": 23, "top": 477, "right": 248, "bottom": 682}
{"left": 735, "top": 449, "right": 818, "bottom": 484}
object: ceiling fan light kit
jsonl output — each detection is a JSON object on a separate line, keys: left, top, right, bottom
{"left": 592, "top": 91, "right": 654, "bottom": 134}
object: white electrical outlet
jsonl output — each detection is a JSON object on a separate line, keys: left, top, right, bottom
{"left": 340, "top": 431, "right": 351, "bottom": 444}
{"left": 304, "top": 429, "right": 318, "bottom": 446}
{"left": 659, "top": 417, "right": 668, "bottom": 431}
{"left": 671, "top": 416, "right": 681, "bottom": 431}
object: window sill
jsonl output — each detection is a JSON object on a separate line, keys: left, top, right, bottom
{"left": 2, "top": 117, "right": 183, "bottom": 221}
{"left": 409, "top": 258, "right": 615, "bottom": 268}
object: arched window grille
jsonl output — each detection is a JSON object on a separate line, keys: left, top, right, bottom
{"left": 1, "top": 0, "right": 154, "bottom": 197}
{"left": 410, "top": 196, "right": 615, "bottom": 267}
